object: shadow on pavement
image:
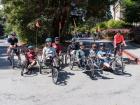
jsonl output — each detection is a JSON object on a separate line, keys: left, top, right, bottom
{"left": 21, "top": 67, "right": 39, "bottom": 77}
{"left": 57, "top": 70, "right": 75, "bottom": 86}
{"left": 83, "top": 70, "right": 114, "bottom": 80}
{"left": 112, "top": 71, "right": 132, "bottom": 77}
{"left": 106, "top": 68, "right": 132, "bottom": 77}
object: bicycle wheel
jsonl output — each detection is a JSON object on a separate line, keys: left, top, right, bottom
{"left": 21, "top": 61, "right": 28, "bottom": 76}
{"left": 69, "top": 56, "right": 74, "bottom": 70}
{"left": 37, "top": 59, "right": 42, "bottom": 74}
{"left": 112, "top": 57, "right": 124, "bottom": 74}
{"left": 21, "top": 64, "right": 25, "bottom": 76}
{"left": 65, "top": 53, "right": 70, "bottom": 65}
{"left": 119, "top": 57, "right": 124, "bottom": 73}
{"left": 111, "top": 60, "right": 117, "bottom": 73}
{"left": 52, "top": 67, "right": 59, "bottom": 84}
{"left": 11, "top": 55, "right": 15, "bottom": 69}
{"left": 87, "top": 59, "right": 96, "bottom": 78}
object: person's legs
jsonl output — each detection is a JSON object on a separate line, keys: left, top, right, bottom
{"left": 7, "top": 47, "right": 11, "bottom": 58}
{"left": 103, "top": 62, "right": 110, "bottom": 68}
{"left": 114, "top": 45, "right": 119, "bottom": 56}
{"left": 119, "top": 44, "right": 124, "bottom": 56}
{"left": 27, "top": 60, "right": 36, "bottom": 69}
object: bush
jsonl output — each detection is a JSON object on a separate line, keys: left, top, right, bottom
{"left": 95, "top": 19, "right": 127, "bottom": 30}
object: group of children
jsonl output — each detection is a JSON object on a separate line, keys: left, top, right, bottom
{"left": 68, "top": 41, "right": 113, "bottom": 69}
{"left": 24, "top": 37, "right": 62, "bottom": 74}
{"left": 22, "top": 38, "right": 113, "bottom": 74}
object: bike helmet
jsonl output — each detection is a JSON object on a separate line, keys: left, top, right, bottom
{"left": 46, "top": 38, "right": 52, "bottom": 42}
{"left": 28, "top": 45, "right": 34, "bottom": 49}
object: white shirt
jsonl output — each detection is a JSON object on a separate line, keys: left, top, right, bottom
{"left": 42, "top": 47, "right": 56, "bottom": 59}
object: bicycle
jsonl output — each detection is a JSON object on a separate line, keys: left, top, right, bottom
{"left": 8, "top": 47, "right": 21, "bottom": 69}
{"left": 82, "top": 56, "right": 103, "bottom": 78}
{"left": 113, "top": 44, "right": 125, "bottom": 74}
{"left": 110, "top": 55, "right": 124, "bottom": 74}
{"left": 38, "top": 56, "right": 59, "bottom": 84}
{"left": 68, "top": 50, "right": 78, "bottom": 70}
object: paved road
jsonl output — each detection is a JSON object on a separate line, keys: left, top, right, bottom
{"left": 0, "top": 40, "right": 140, "bottom": 105}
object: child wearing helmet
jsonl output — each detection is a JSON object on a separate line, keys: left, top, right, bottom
{"left": 42, "top": 38, "right": 58, "bottom": 67}
{"left": 89, "top": 43, "right": 98, "bottom": 57}
{"left": 52, "top": 37, "right": 63, "bottom": 56}
{"left": 24, "top": 45, "right": 37, "bottom": 73}
{"left": 97, "top": 43, "right": 111, "bottom": 69}
{"left": 76, "top": 42, "right": 86, "bottom": 68}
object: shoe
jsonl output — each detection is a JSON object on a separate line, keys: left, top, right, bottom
{"left": 7, "top": 56, "right": 10, "bottom": 60}
{"left": 24, "top": 69, "right": 31, "bottom": 75}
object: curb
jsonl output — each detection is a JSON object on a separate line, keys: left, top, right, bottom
{"left": 123, "top": 50, "right": 140, "bottom": 64}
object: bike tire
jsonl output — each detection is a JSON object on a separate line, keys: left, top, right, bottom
{"left": 52, "top": 67, "right": 59, "bottom": 84}
{"left": 21, "top": 64, "right": 25, "bottom": 76}
{"left": 87, "top": 59, "right": 96, "bottom": 78}
{"left": 11, "top": 57, "right": 14, "bottom": 69}
{"left": 120, "top": 57, "right": 124, "bottom": 73}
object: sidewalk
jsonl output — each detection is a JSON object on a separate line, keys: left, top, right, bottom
{"left": 123, "top": 41, "right": 140, "bottom": 64}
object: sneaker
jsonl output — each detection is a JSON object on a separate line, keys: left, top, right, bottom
{"left": 24, "top": 69, "right": 31, "bottom": 75}
{"left": 7, "top": 56, "right": 10, "bottom": 60}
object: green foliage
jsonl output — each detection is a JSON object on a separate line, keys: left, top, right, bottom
{"left": 122, "top": 0, "right": 140, "bottom": 23}
{"left": 95, "top": 19, "right": 127, "bottom": 30}
{"left": 2, "top": 0, "right": 119, "bottom": 44}
{"left": 107, "top": 19, "right": 126, "bottom": 28}
{"left": 87, "top": 0, "right": 117, "bottom": 19}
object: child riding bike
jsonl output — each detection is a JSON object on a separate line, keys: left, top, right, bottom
{"left": 23, "top": 45, "right": 37, "bottom": 74}
{"left": 41, "top": 38, "right": 58, "bottom": 68}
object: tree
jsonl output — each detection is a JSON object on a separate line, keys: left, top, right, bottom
{"left": 87, "top": 0, "right": 117, "bottom": 19}
{"left": 0, "top": 24, "right": 4, "bottom": 36}
{"left": 122, "top": 0, "right": 140, "bottom": 23}
{"left": 2, "top": 0, "right": 118, "bottom": 44}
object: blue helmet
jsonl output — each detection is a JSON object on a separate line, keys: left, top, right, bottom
{"left": 46, "top": 38, "right": 52, "bottom": 42}
{"left": 28, "top": 45, "right": 34, "bottom": 49}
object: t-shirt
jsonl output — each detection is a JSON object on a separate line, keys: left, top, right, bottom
{"left": 42, "top": 47, "right": 56, "bottom": 58}
{"left": 7, "top": 38, "right": 18, "bottom": 45}
{"left": 76, "top": 49, "right": 85, "bottom": 59}
{"left": 97, "top": 50, "right": 106, "bottom": 57}
{"left": 114, "top": 34, "right": 124, "bottom": 44}
{"left": 26, "top": 51, "right": 36, "bottom": 62}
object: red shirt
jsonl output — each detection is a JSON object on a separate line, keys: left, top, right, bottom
{"left": 114, "top": 34, "right": 125, "bottom": 44}
{"left": 26, "top": 51, "right": 36, "bottom": 62}
{"left": 52, "top": 43, "right": 63, "bottom": 55}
